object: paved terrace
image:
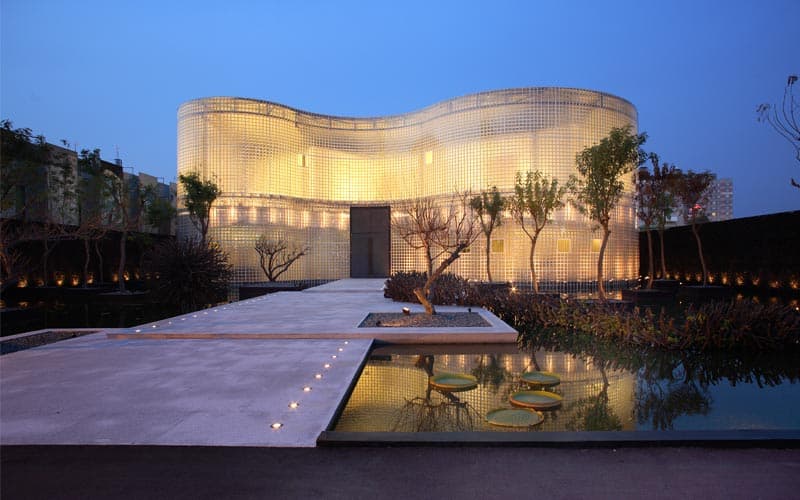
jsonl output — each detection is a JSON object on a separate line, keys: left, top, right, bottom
{"left": 106, "top": 278, "right": 516, "bottom": 343}
{"left": 1, "top": 279, "right": 514, "bottom": 448}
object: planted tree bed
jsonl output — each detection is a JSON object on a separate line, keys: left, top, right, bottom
{"left": 359, "top": 312, "right": 490, "bottom": 328}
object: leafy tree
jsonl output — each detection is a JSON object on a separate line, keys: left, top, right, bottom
{"left": 393, "top": 193, "right": 479, "bottom": 314}
{"left": 2, "top": 126, "right": 76, "bottom": 285}
{"left": 510, "top": 171, "right": 573, "bottom": 293}
{"left": 254, "top": 235, "right": 308, "bottom": 281}
{"left": 144, "top": 237, "right": 231, "bottom": 312}
{"left": 469, "top": 186, "right": 505, "bottom": 282}
{"left": 757, "top": 74, "right": 799, "bottom": 188}
{"left": 636, "top": 154, "right": 679, "bottom": 287}
{"left": 179, "top": 172, "right": 220, "bottom": 243}
{"left": 674, "top": 169, "right": 716, "bottom": 287}
{"left": 573, "top": 126, "right": 647, "bottom": 301}
{"left": 0, "top": 121, "right": 47, "bottom": 288}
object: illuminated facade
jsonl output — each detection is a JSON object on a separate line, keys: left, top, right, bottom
{"left": 177, "top": 88, "right": 639, "bottom": 294}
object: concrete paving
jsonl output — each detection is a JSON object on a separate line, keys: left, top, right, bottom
{"left": 106, "top": 278, "right": 517, "bottom": 343}
{"left": 1, "top": 279, "right": 515, "bottom": 447}
{"left": 1, "top": 333, "right": 371, "bottom": 447}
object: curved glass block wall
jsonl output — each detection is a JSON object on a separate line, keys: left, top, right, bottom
{"left": 177, "top": 87, "right": 639, "bottom": 295}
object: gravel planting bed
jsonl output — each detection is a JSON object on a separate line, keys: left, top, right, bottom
{"left": 358, "top": 312, "right": 490, "bottom": 328}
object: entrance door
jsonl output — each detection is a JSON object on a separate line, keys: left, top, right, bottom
{"left": 350, "top": 206, "right": 390, "bottom": 278}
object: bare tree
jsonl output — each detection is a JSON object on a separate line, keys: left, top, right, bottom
{"left": 393, "top": 193, "right": 479, "bottom": 314}
{"left": 108, "top": 172, "right": 157, "bottom": 293}
{"left": 636, "top": 153, "right": 679, "bottom": 288}
{"left": 757, "top": 74, "right": 799, "bottom": 188}
{"left": 470, "top": 186, "right": 505, "bottom": 282}
{"left": 674, "top": 169, "right": 716, "bottom": 287}
{"left": 510, "top": 170, "right": 572, "bottom": 293}
{"left": 254, "top": 235, "right": 308, "bottom": 282}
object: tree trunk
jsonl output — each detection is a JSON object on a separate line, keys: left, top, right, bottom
{"left": 95, "top": 240, "right": 104, "bottom": 284}
{"left": 42, "top": 238, "right": 50, "bottom": 286}
{"left": 485, "top": 233, "right": 492, "bottom": 282}
{"left": 118, "top": 229, "right": 127, "bottom": 293}
{"left": 414, "top": 245, "right": 437, "bottom": 314}
{"left": 658, "top": 227, "right": 667, "bottom": 279}
{"left": 597, "top": 226, "right": 611, "bottom": 301}
{"left": 83, "top": 238, "right": 90, "bottom": 288}
{"left": 414, "top": 287, "right": 435, "bottom": 315}
{"left": 646, "top": 230, "right": 654, "bottom": 289}
{"left": 691, "top": 222, "right": 708, "bottom": 287}
{"left": 529, "top": 233, "right": 539, "bottom": 293}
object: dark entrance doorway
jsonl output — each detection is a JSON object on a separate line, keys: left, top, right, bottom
{"left": 350, "top": 206, "right": 390, "bottom": 278}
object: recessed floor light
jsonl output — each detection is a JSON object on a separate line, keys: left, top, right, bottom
{"left": 271, "top": 422, "right": 283, "bottom": 429}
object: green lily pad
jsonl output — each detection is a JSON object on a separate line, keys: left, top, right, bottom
{"left": 430, "top": 373, "right": 478, "bottom": 392}
{"left": 509, "top": 390, "right": 563, "bottom": 410}
{"left": 520, "top": 371, "right": 561, "bottom": 387}
{"left": 486, "top": 408, "right": 544, "bottom": 428}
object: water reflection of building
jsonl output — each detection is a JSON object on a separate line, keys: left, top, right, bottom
{"left": 334, "top": 350, "right": 636, "bottom": 432}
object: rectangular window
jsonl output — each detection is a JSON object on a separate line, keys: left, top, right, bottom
{"left": 424, "top": 151, "right": 433, "bottom": 165}
{"left": 297, "top": 153, "right": 306, "bottom": 167}
{"left": 591, "top": 238, "right": 602, "bottom": 252}
{"left": 557, "top": 238, "right": 571, "bottom": 253}
{"left": 491, "top": 239, "right": 504, "bottom": 253}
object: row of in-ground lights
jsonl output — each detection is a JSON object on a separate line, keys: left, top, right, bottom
{"left": 271, "top": 341, "right": 349, "bottom": 430}
{"left": 134, "top": 296, "right": 271, "bottom": 332}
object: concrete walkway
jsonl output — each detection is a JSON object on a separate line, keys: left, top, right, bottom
{"left": 1, "top": 279, "right": 513, "bottom": 447}
{"left": 107, "top": 279, "right": 517, "bottom": 343}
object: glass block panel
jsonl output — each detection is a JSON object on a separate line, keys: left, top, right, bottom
{"left": 177, "top": 88, "right": 639, "bottom": 295}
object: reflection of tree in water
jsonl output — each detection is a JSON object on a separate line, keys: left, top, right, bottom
{"left": 564, "top": 366, "right": 623, "bottom": 431}
{"left": 391, "top": 355, "right": 481, "bottom": 432}
{"left": 636, "top": 379, "right": 710, "bottom": 430}
{"left": 471, "top": 354, "right": 510, "bottom": 393}
{"left": 519, "top": 323, "right": 799, "bottom": 431}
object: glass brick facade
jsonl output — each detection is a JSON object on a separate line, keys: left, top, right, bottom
{"left": 177, "top": 88, "right": 639, "bottom": 295}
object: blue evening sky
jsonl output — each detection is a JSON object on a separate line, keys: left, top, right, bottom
{"left": 2, "top": 0, "right": 798, "bottom": 217}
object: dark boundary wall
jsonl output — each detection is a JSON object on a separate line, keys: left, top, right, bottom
{"left": 639, "top": 210, "right": 800, "bottom": 291}
{"left": 1, "top": 225, "right": 174, "bottom": 294}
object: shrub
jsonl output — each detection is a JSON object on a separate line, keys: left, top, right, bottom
{"left": 384, "top": 271, "right": 476, "bottom": 306}
{"left": 144, "top": 238, "right": 231, "bottom": 312}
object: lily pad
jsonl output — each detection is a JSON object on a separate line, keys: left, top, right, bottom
{"left": 429, "top": 373, "right": 478, "bottom": 392}
{"left": 520, "top": 371, "right": 561, "bottom": 387}
{"left": 509, "top": 390, "right": 563, "bottom": 410}
{"left": 486, "top": 408, "right": 544, "bottom": 428}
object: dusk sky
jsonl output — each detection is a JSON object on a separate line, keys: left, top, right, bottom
{"left": 2, "top": 0, "right": 798, "bottom": 218}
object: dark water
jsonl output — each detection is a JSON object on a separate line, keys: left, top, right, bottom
{"left": 1, "top": 298, "right": 182, "bottom": 336}
{"left": 333, "top": 344, "right": 800, "bottom": 433}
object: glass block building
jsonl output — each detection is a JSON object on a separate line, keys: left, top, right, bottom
{"left": 177, "top": 87, "right": 639, "bottom": 296}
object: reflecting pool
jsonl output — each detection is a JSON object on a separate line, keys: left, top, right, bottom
{"left": 333, "top": 344, "right": 800, "bottom": 433}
